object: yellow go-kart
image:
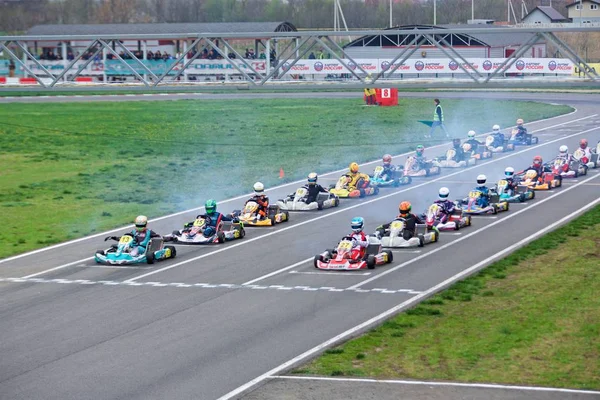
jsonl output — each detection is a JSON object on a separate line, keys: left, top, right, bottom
{"left": 233, "top": 201, "right": 289, "bottom": 227}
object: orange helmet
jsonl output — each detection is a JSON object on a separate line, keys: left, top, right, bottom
{"left": 382, "top": 154, "right": 392, "bottom": 165}
{"left": 533, "top": 155, "right": 543, "bottom": 165}
{"left": 580, "top": 139, "right": 588, "bottom": 149}
{"left": 349, "top": 162, "right": 359, "bottom": 173}
{"left": 399, "top": 201, "right": 412, "bottom": 215}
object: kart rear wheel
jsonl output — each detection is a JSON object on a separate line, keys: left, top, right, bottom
{"left": 284, "top": 211, "right": 290, "bottom": 221}
{"left": 465, "top": 216, "right": 472, "bottom": 226}
{"left": 373, "top": 186, "right": 380, "bottom": 195}
{"left": 417, "top": 234, "right": 425, "bottom": 247}
{"left": 146, "top": 252, "right": 155, "bottom": 264}
{"left": 313, "top": 255, "right": 323, "bottom": 269}
{"left": 529, "top": 190, "right": 535, "bottom": 200}
{"left": 359, "top": 188, "right": 366, "bottom": 198}
{"left": 367, "top": 254, "right": 376, "bottom": 269}
{"left": 384, "top": 250, "right": 393, "bottom": 263}
{"left": 270, "top": 216, "right": 277, "bottom": 226}
{"left": 492, "top": 204, "right": 498, "bottom": 214}
{"left": 317, "top": 201, "right": 324, "bottom": 210}
{"left": 334, "top": 197, "right": 340, "bottom": 207}
{"left": 454, "top": 221, "right": 460, "bottom": 231}
{"left": 217, "top": 231, "right": 226, "bottom": 244}
{"left": 239, "top": 228, "right": 246, "bottom": 238}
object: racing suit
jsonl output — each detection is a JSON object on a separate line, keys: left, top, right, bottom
{"left": 377, "top": 213, "right": 423, "bottom": 240}
{"left": 513, "top": 125, "right": 527, "bottom": 142}
{"left": 184, "top": 212, "right": 234, "bottom": 235}
{"left": 578, "top": 146, "right": 593, "bottom": 164}
{"left": 414, "top": 155, "right": 433, "bottom": 170}
{"left": 380, "top": 164, "right": 398, "bottom": 181}
{"left": 522, "top": 163, "right": 552, "bottom": 182}
{"left": 464, "top": 138, "right": 483, "bottom": 153}
{"left": 433, "top": 199, "right": 455, "bottom": 223}
{"left": 473, "top": 185, "right": 490, "bottom": 207}
{"left": 304, "top": 184, "right": 329, "bottom": 203}
{"left": 503, "top": 177, "right": 519, "bottom": 195}
{"left": 348, "top": 231, "right": 369, "bottom": 260}
{"left": 451, "top": 144, "right": 467, "bottom": 162}
{"left": 348, "top": 172, "right": 370, "bottom": 189}
{"left": 490, "top": 132, "right": 505, "bottom": 148}
{"left": 554, "top": 153, "right": 575, "bottom": 174}
{"left": 246, "top": 195, "right": 269, "bottom": 219}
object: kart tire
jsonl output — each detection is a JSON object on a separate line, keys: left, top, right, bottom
{"left": 217, "top": 231, "right": 226, "bottom": 244}
{"left": 454, "top": 221, "right": 460, "bottom": 231}
{"left": 574, "top": 170, "right": 579, "bottom": 178}
{"left": 284, "top": 211, "right": 290, "bottom": 221}
{"left": 313, "top": 255, "right": 323, "bottom": 269}
{"left": 317, "top": 201, "right": 324, "bottom": 210}
{"left": 466, "top": 216, "right": 472, "bottom": 226}
{"left": 95, "top": 250, "right": 105, "bottom": 256}
{"left": 367, "top": 254, "right": 376, "bottom": 269}
{"left": 492, "top": 204, "right": 498, "bottom": 214}
{"left": 146, "top": 252, "right": 155, "bottom": 264}
{"left": 359, "top": 188, "right": 366, "bottom": 198}
{"left": 519, "top": 193, "right": 526, "bottom": 202}
{"left": 529, "top": 190, "right": 535, "bottom": 200}
{"left": 432, "top": 230, "right": 439, "bottom": 242}
{"left": 270, "top": 216, "right": 277, "bottom": 226}
{"left": 393, "top": 178, "right": 400, "bottom": 187}
{"left": 384, "top": 250, "right": 393, "bottom": 264}
{"left": 417, "top": 234, "right": 425, "bottom": 247}
{"left": 239, "top": 228, "right": 246, "bottom": 238}
{"left": 334, "top": 197, "right": 340, "bottom": 207}
{"left": 374, "top": 186, "right": 379, "bottom": 195}
{"left": 165, "top": 245, "right": 176, "bottom": 259}
{"left": 326, "top": 249, "right": 335, "bottom": 258}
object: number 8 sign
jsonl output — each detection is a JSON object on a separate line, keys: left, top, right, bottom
{"left": 381, "top": 88, "right": 391, "bottom": 98}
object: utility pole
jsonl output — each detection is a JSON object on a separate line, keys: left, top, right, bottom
{"left": 472, "top": 0, "right": 474, "bottom": 21}
{"left": 390, "top": 0, "right": 393, "bottom": 27}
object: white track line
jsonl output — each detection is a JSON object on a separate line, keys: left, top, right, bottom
{"left": 0, "top": 108, "right": 582, "bottom": 265}
{"left": 216, "top": 192, "right": 600, "bottom": 400}
{"left": 288, "top": 271, "right": 372, "bottom": 276}
{"left": 347, "top": 171, "right": 600, "bottom": 290}
{"left": 121, "top": 123, "right": 598, "bottom": 282}
{"left": 243, "top": 257, "right": 312, "bottom": 285}
{"left": 270, "top": 376, "right": 600, "bottom": 396}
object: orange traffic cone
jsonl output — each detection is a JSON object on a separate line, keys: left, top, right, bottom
{"left": 279, "top": 167, "right": 285, "bottom": 179}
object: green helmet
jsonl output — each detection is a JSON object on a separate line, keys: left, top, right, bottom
{"left": 416, "top": 144, "right": 425, "bottom": 157}
{"left": 205, "top": 199, "right": 217, "bottom": 215}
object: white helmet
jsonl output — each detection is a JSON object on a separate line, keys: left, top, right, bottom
{"left": 467, "top": 130, "right": 476, "bottom": 139}
{"left": 307, "top": 172, "right": 318, "bottom": 185}
{"left": 476, "top": 174, "right": 487, "bottom": 185}
{"left": 492, "top": 124, "right": 500, "bottom": 132}
{"left": 504, "top": 167, "right": 515, "bottom": 177}
{"left": 134, "top": 215, "right": 148, "bottom": 229}
{"left": 559, "top": 145, "right": 568, "bottom": 154}
{"left": 253, "top": 182, "right": 265, "bottom": 194}
{"left": 438, "top": 187, "right": 450, "bottom": 200}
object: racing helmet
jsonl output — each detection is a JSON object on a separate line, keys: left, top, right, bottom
{"left": 349, "top": 162, "right": 359, "bottom": 174}
{"left": 135, "top": 215, "right": 148, "bottom": 231}
{"left": 438, "top": 187, "right": 450, "bottom": 200}
{"left": 559, "top": 145, "right": 568, "bottom": 155}
{"left": 476, "top": 174, "right": 487, "bottom": 185}
{"left": 504, "top": 167, "right": 515, "bottom": 178}
{"left": 399, "top": 201, "right": 412, "bottom": 215}
{"left": 467, "top": 130, "right": 476, "bottom": 139}
{"left": 415, "top": 145, "right": 424, "bottom": 157}
{"left": 452, "top": 138, "right": 461, "bottom": 146}
{"left": 533, "top": 155, "right": 543, "bottom": 166}
{"left": 580, "top": 139, "right": 588, "bottom": 149}
{"left": 307, "top": 172, "right": 318, "bottom": 185}
{"left": 462, "top": 143, "right": 472, "bottom": 152}
{"left": 253, "top": 182, "right": 265, "bottom": 195}
{"left": 516, "top": 118, "right": 524, "bottom": 125}
{"left": 492, "top": 124, "right": 500, "bottom": 132}
{"left": 351, "top": 217, "right": 364, "bottom": 233}
{"left": 382, "top": 154, "right": 392, "bottom": 166}
{"left": 205, "top": 199, "right": 217, "bottom": 215}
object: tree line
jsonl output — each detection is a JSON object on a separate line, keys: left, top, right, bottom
{"left": 0, "top": 0, "right": 572, "bottom": 34}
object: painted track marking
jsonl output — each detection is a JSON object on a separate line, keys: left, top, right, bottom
{"left": 289, "top": 271, "right": 372, "bottom": 276}
{"left": 124, "top": 122, "right": 599, "bottom": 283}
{"left": 0, "top": 109, "right": 584, "bottom": 266}
{"left": 216, "top": 192, "right": 600, "bottom": 400}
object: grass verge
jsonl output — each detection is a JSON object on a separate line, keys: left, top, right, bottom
{"left": 0, "top": 98, "right": 571, "bottom": 258}
{"left": 295, "top": 205, "right": 600, "bottom": 390}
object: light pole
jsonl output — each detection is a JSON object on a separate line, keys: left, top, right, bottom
{"left": 434, "top": 0, "right": 437, "bottom": 25}
{"left": 472, "top": 0, "right": 474, "bottom": 21}
{"left": 390, "top": 0, "right": 393, "bottom": 27}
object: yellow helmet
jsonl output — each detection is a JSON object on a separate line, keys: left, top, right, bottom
{"left": 349, "top": 162, "right": 359, "bottom": 173}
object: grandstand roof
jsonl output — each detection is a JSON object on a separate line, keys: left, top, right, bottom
{"left": 26, "top": 22, "right": 297, "bottom": 37}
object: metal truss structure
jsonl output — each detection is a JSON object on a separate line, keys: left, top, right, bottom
{"left": 0, "top": 26, "right": 598, "bottom": 89}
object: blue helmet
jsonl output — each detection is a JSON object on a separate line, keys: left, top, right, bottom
{"left": 351, "top": 217, "right": 364, "bottom": 233}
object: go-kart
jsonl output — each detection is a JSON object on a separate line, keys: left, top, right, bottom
{"left": 376, "top": 218, "right": 438, "bottom": 248}
{"left": 370, "top": 165, "right": 412, "bottom": 187}
{"left": 573, "top": 147, "right": 598, "bottom": 169}
{"left": 329, "top": 175, "right": 379, "bottom": 198}
{"left": 458, "top": 190, "right": 509, "bottom": 215}
{"left": 168, "top": 217, "right": 245, "bottom": 244}
{"left": 434, "top": 148, "right": 476, "bottom": 168}
{"left": 95, "top": 233, "right": 176, "bottom": 265}
{"left": 402, "top": 156, "right": 441, "bottom": 177}
{"left": 485, "top": 135, "right": 515, "bottom": 153}
{"left": 314, "top": 236, "right": 393, "bottom": 270}
{"left": 233, "top": 202, "right": 289, "bottom": 226}
{"left": 517, "top": 169, "right": 562, "bottom": 191}
{"left": 508, "top": 128, "right": 539, "bottom": 146}
{"left": 492, "top": 179, "right": 535, "bottom": 203}
{"left": 424, "top": 203, "right": 471, "bottom": 231}
{"left": 277, "top": 187, "right": 339, "bottom": 211}
{"left": 551, "top": 157, "right": 586, "bottom": 178}
{"left": 464, "top": 143, "right": 493, "bottom": 160}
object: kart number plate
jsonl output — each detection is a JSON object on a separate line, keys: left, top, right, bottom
{"left": 390, "top": 221, "right": 404, "bottom": 229}
{"left": 119, "top": 236, "right": 133, "bottom": 245}
{"left": 468, "top": 191, "right": 481, "bottom": 198}
{"left": 338, "top": 241, "right": 352, "bottom": 250}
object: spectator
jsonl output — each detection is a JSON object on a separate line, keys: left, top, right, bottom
{"left": 259, "top": 51, "right": 266, "bottom": 59}
{"left": 154, "top": 51, "right": 162, "bottom": 60}
{"left": 247, "top": 48, "right": 255, "bottom": 59}
{"left": 147, "top": 50, "right": 154, "bottom": 60}
{"left": 202, "top": 48, "right": 209, "bottom": 59}
{"left": 67, "top": 51, "right": 74, "bottom": 61}
{"left": 228, "top": 52, "right": 237, "bottom": 59}
{"left": 308, "top": 52, "right": 316, "bottom": 59}
{"left": 428, "top": 98, "right": 449, "bottom": 139}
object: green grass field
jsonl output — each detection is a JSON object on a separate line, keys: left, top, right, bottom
{"left": 0, "top": 98, "right": 571, "bottom": 258}
{"left": 295, "top": 205, "right": 600, "bottom": 390}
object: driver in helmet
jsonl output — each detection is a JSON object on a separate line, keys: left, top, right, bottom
{"left": 513, "top": 118, "right": 527, "bottom": 141}
{"left": 376, "top": 201, "right": 423, "bottom": 239}
{"left": 380, "top": 154, "right": 398, "bottom": 180}
{"left": 245, "top": 182, "right": 269, "bottom": 220}
{"left": 182, "top": 199, "right": 235, "bottom": 237}
{"left": 303, "top": 172, "right": 329, "bottom": 203}
{"left": 490, "top": 124, "right": 506, "bottom": 148}
{"left": 577, "top": 139, "right": 594, "bottom": 166}
{"left": 464, "top": 130, "right": 483, "bottom": 153}
{"left": 502, "top": 167, "right": 519, "bottom": 193}
{"left": 413, "top": 144, "right": 431, "bottom": 168}
{"left": 556, "top": 145, "right": 573, "bottom": 162}
{"left": 473, "top": 175, "right": 491, "bottom": 207}
{"left": 521, "top": 155, "right": 551, "bottom": 179}
{"left": 434, "top": 187, "right": 456, "bottom": 222}
{"left": 105, "top": 215, "right": 160, "bottom": 254}
{"left": 348, "top": 162, "right": 370, "bottom": 189}
{"left": 349, "top": 217, "right": 369, "bottom": 257}
{"left": 449, "top": 138, "right": 467, "bottom": 162}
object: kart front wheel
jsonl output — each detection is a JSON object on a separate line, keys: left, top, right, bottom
{"left": 313, "top": 255, "right": 323, "bottom": 269}
{"left": 384, "top": 250, "right": 393, "bottom": 264}
{"left": 367, "top": 255, "right": 376, "bottom": 269}
{"left": 418, "top": 234, "right": 425, "bottom": 247}
{"left": 217, "top": 231, "right": 226, "bottom": 244}
{"left": 146, "top": 252, "right": 155, "bottom": 264}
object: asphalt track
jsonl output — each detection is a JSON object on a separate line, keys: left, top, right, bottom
{"left": 0, "top": 93, "right": 599, "bottom": 400}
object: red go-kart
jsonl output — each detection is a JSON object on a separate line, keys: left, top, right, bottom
{"left": 314, "top": 236, "right": 393, "bottom": 270}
